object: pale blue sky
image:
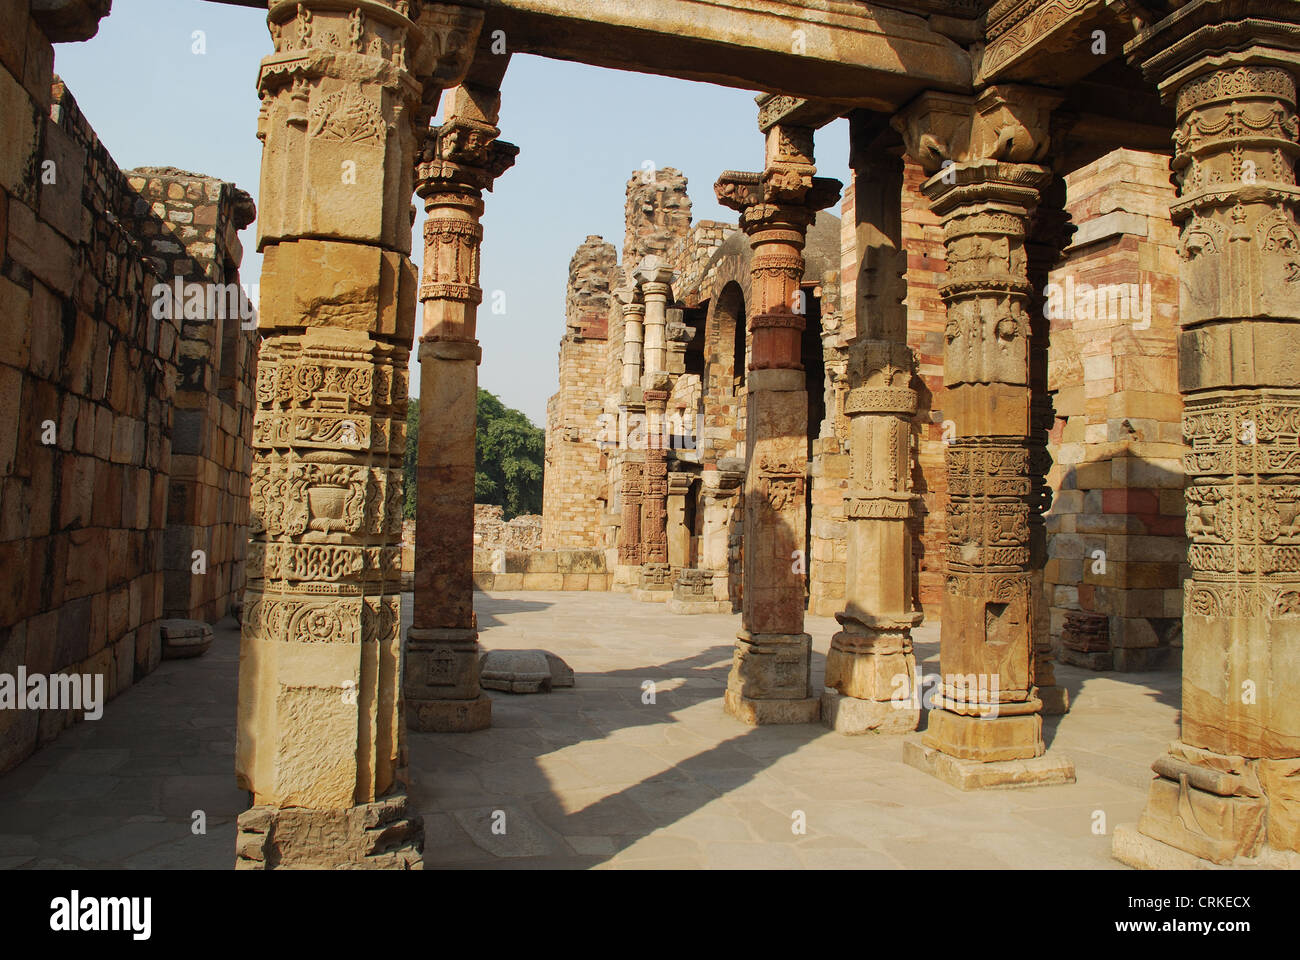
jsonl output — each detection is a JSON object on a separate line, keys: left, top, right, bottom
{"left": 54, "top": 0, "right": 849, "bottom": 425}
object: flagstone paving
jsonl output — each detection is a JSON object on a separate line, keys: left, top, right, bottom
{"left": 0, "top": 591, "right": 1180, "bottom": 869}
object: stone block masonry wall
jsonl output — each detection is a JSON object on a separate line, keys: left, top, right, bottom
{"left": 1045, "top": 149, "right": 1185, "bottom": 670}
{"left": 669, "top": 220, "right": 733, "bottom": 296}
{"left": 125, "top": 168, "right": 257, "bottom": 623}
{"left": 0, "top": 31, "right": 178, "bottom": 771}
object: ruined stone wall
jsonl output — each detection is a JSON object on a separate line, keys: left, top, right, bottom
{"left": 542, "top": 236, "right": 616, "bottom": 548}
{"left": 0, "top": 46, "right": 176, "bottom": 771}
{"left": 126, "top": 168, "right": 257, "bottom": 623}
{"left": 624, "top": 167, "right": 692, "bottom": 266}
{"left": 669, "top": 219, "right": 733, "bottom": 300}
{"left": 1045, "top": 148, "right": 1185, "bottom": 670}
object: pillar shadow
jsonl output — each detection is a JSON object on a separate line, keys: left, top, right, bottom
{"left": 406, "top": 598, "right": 834, "bottom": 869}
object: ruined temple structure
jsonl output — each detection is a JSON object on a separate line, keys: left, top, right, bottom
{"left": 3, "top": 0, "right": 1299, "bottom": 870}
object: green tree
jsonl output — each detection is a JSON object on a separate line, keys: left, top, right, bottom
{"left": 475, "top": 388, "right": 544, "bottom": 518}
{"left": 402, "top": 388, "right": 544, "bottom": 521}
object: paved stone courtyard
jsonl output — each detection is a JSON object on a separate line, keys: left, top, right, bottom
{"left": 0, "top": 591, "right": 1179, "bottom": 869}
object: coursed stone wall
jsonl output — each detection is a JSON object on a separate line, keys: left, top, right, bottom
{"left": 0, "top": 6, "right": 253, "bottom": 772}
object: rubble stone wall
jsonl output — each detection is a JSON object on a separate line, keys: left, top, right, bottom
{"left": 126, "top": 167, "right": 257, "bottom": 623}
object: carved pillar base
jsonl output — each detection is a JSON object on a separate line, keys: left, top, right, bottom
{"left": 666, "top": 569, "right": 731, "bottom": 614}
{"left": 235, "top": 794, "right": 423, "bottom": 870}
{"left": 823, "top": 613, "right": 922, "bottom": 734}
{"left": 724, "top": 630, "right": 821, "bottom": 725}
{"left": 405, "top": 626, "right": 491, "bottom": 732}
{"left": 902, "top": 740, "right": 1076, "bottom": 791}
{"left": 632, "top": 562, "right": 673, "bottom": 603}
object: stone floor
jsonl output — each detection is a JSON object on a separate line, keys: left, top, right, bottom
{"left": 0, "top": 590, "right": 1180, "bottom": 869}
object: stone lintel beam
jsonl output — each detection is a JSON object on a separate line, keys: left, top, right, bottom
{"left": 756, "top": 94, "right": 849, "bottom": 133}
{"left": 474, "top": 0, "right": 972, "bottom": 112}
{"left": 978, "top": 0, "right": 1147, "bottom": 87}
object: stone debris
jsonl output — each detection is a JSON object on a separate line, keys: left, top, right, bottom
{"left": 479, "top": 650, "right": 575, "bottom": 694}
{"left": 159, "top": 620, "right": 214, "bottom": 660}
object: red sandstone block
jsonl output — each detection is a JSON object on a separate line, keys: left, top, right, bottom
{"left": 1141, "top": 514, "right": 1185, "bottom": 537}
{"left": 1102, "top": 488, "right": 1159, "bottom": 515}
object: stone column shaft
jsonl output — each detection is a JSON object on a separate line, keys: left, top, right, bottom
{"left": 715, "top": 120, "right": 841, "bottom": 725}
{"left": 894, "top": 86, "right": 1075, "bottom": 787}
{"left": 642, "top": 282, "right": 671, "bottom": 379}
{"left": 822, "top": 138, "right": 923, "bottom": 735}
{"left": 406, "top": 80, "right": 518, "bottom": 733}
{"left": 233, "top": 0, "right": 492, "bottom": 868}
{"left": 621, "top": 301, "right": 645, "bottom": 388}
{"left": 1114, "top": 6, "right": 1300, "bottom": 867}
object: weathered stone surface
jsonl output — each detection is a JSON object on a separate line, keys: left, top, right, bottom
{"left": 235, "top": 794, "right": 422, "bottom": 870}
{"left": 479, "top": 649, "right": 575, "bottom": 693}
{"left": 903, "top": 740, "right": 1076, "bottom": 791}
{"left": 159, "top": 618, "right": 213, "bottom": 660}
{"left": 821, "top": 689, "right": 918, "bottom": 736}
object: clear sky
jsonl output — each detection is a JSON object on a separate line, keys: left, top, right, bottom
{"left": 53, "top": 0, "right": 849, "bottom": 425}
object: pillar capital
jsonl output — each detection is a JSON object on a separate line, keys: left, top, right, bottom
{"left": 892, "top": 85, "right": 1062, "bottom": 200}
{"left": 633, "top": 255, "right": 678, "bottom": 293}
{"left": 416, "top": 117, "right": 519, "bottom": 198}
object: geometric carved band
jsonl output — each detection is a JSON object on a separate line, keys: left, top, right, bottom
{"left": 1185, "top": 580, "right": 1300, "bottom": 620}
{"left": 845, "top": 386, "right": 917, "bottom": 416}
{"left": 845, "top": 494, "right": 917, "bottom": 519}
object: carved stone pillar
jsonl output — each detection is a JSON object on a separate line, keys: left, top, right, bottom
{"left": 620, "top": 295, "right": 645, "bottom": 389}
{"left": 616, "top": 452, "right": 645, "bottom": 574}
{"left": 822, "top": 135, "right": 922, "bottom": 735}
{"left": 635, "top": 386, "right": 672, "bottom": 600}
{"left": 715, "top": 121, "right": 841, "bottom": 725}
{"left": 405, "top": 64, "right": 518, "bottom": 733}
{"left": 1113, "top": 2, "right": 1300, "bottom": 868}
{"left": 637, "top": 258, "right": 676, "bottom": 380}
{"left": 236, "top": 0, "right": 485, "bottom": 868}
{"left": 667, "top": 471, "right": 693, "bottom": 570}
{"left": 894, "top": 86, "right": 1075, "bottom": 787}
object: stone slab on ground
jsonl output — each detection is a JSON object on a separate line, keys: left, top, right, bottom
{"left": 159, "top": 619, "right": 213, "bottom": 660}
{"left": 480, "top": 650, "right": 575, "bottom": 694}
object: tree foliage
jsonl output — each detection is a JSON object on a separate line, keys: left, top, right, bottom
{"left": 403, "top": 388, "right": 544, "bottom": 521}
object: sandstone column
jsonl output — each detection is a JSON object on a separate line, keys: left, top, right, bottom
{"left": 822, "top": 126, "right": 923, "bottom": 735}
{"left": 1114, "top": 4, "right": 1300, "bottom": 867}
{"left": 620, "top": 297, "right": 645, "bottom": 389}
{"left": 635, "top": 386, "right": 673, "bottom": 600}
{"left": 894, "top": 87, "right": 1075, "bottom": 787}
{"left": 235, "top": 0, "right": 485, "bottom": 867}
{"left": 715, "top": 122, "right": 841, "bottom": 725}
{"left": 405, "top": 63, "right": 518, "bottom": 732}
{"left": 638, "top": 257, "right": 675, "bottom": 379}
{"left": 614, "top": 290, "right": 647, "bottom": 588}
